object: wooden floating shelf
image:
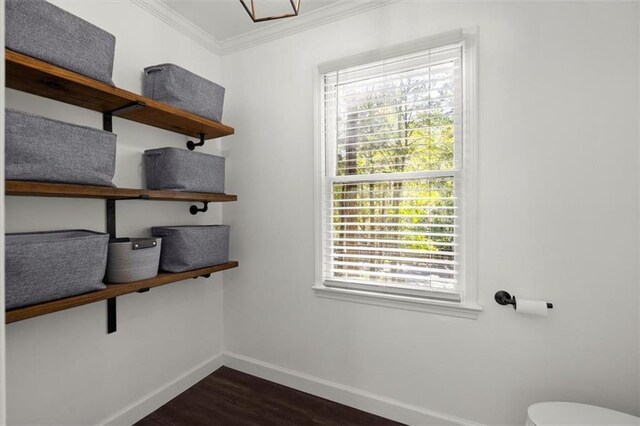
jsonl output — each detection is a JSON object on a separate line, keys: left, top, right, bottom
{"left": 6, "top": 181, "right": 238, "bottom": 203}
{"left": 5, "top": 49, "right": 234, "bottom": 140}
{"left": 5, "top": 261, "right": 239, "bottom": 324}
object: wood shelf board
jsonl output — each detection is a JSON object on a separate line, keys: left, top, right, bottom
{"left": 5, "top": 261, "right": 239, "bottom": 324}
{"left": 5, "top": 49, "right": 234, "bottom": 139}
{"left": 5, "top": 181, "right": 238, "bottom": 202}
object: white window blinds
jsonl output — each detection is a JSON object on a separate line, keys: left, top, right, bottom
{"left": 321, "top": 43, "right": 463, "bottom": 302}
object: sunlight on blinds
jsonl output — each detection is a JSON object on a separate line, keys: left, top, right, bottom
{"left": 321, "top": 44, "right": 462, "bottom": 300}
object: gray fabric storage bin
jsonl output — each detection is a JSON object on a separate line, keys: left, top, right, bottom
{"left": 106, "top": 238, "right": 162, "bottom": 283}
{"left": 151, "top": 226, "right": 230, "bottom": 273}
{"left": 6, "top": 0, "right": 116, "bottom": 85}
{"left": 5, "top": 230, "right": 109, "bottom": 310}
{"left": 144, "top": 147, "right": 224, "bottom": 193}
{"left": 143, "top": 64, "right": 225, "bottom": 122}
{"left": 6, "top": 109, "right": 117, "bottom": 187}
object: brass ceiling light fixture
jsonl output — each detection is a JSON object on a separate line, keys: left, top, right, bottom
{"left": 239, "top": 0, "right": 301, "bottom": 23}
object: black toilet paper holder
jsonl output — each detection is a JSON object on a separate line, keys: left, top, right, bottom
{"left": 495, "top": 291, "right": 553, "bottom": 309}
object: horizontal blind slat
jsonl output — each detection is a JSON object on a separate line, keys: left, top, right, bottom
{"left": 329, "top": 260, "right": 457, "bottom": 275}
{"left": 329, "top": 237, "right": 457, "bottom": 247}
{"left": 324, "top": 91, "right": 456, "bottom": 110}
{"left": 329, "top": 119, "right": 457, "bottom": 137}
{"left": 326, "top": 58, "right": 459, "bottom": 87}
{"left": 331, "top": 99, "right": 456, "bottom": 119}
{"left": 324, "top": 91, "right": 455, "bottom": 109}
{"left": 331, "top": 195, "right": 456, "bottom": 202}
{"left": 331, "top": 106, "right": 457, "bottom": 127}
{"left": 325, "top": 229, "right": 456, "bottom": 237}
{"left": 326, "top": 245, "right": 458, "bottom": 257}
{"left": 325, "top": 268, "right": 458, "bottom": 284}
{"left": 329, "top": 253, "right": 456, "bottom": 268}
{"left": 326, "top": 223, "right": 457, "bottom": 230}
{"left": 335, "top": 125, "right": 456, "bottom": 144}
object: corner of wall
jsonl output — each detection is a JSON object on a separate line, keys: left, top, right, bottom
{"left": 99, "top": 353, "right": 224, "bottom": 426}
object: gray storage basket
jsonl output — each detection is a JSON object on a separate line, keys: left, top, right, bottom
{"left": 6, "top": 0, "right": 116, "bottom": 85}
{"left": 144, "top": 147, "right": 225, "bottom": 193}
{"left": 106, "top": 238, "right": 162, "bottom": 284}
{"left": 151, "top": 226, "right": 230, "bottom": 273}
{"left": 5, "top": 230, "right": 109, "bottom": 310}
{"left": 143, "top": 64, "right": 225, "bottom": 122}
{"left": 6, "top": 109, "right": 117, "bottom": 187}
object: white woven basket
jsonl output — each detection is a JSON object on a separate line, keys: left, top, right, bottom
{"left": 106, "top": 238, "right": 161, "bottom": 284}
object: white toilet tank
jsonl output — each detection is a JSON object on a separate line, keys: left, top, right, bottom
{"left": 527, "top": 402, "right": 640, "bottom": 426}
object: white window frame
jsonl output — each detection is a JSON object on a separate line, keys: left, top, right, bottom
{"left": 313, "top": 28, "right": 482, "bottom": 319}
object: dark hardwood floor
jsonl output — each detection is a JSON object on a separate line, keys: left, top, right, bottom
{"left": 135, "top": 367, "right": 403, "bottom": 426}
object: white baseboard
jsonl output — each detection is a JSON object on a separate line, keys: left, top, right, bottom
{"left": 97, "top": 351, "right": 481, "bottom": 426}
{"left": 223, "top": 351, "right": 483, "bottom": 426}
{"left": 99, "top": 353, "right": 224, "bottom": 426}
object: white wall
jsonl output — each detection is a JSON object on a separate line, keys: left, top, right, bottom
{"left": 1, "top": 8, "right": 7, "bottom": 425}
{"left": 221, "top": 2, "right": 640, "bottom": 425}
{"left": 5, "top": 1, "right": 227, "bottom": 424}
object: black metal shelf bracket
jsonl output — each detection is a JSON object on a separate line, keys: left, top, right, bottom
{"left": 103, "top": 102, "right": 145, "bottom": 133}
{"left": 190, "top": 202, "right": 209, "bottom": 215}
{"left": 103, "top": 113, "right": 113, "bottom": 133}
{"left": 105, "top": 200, "right": 118, "bottom": 336}
{"left": 103, "top": 104, "right": 152, "bottom": 335}
{"left": 106, "top": 199, "right": 116, "bottom": 239}
{"left": 102, "top": 105, "right": 207, "bottom": 334}
{"left": 107, "top": 298, "right": 117, "bottom": 334}
{"left": 187, "top": 133, "right": 206, "bottom": 151}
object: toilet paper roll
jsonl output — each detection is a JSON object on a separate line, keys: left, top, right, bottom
{"left": 516, "top": 299, "right": 549, "bottom": 316}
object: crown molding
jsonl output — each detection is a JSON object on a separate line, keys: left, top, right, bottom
{"left": 130, "top": 0, "right": 223, "bottom": 55}
{"left": 132, "top": 0, "right": 636, "bottom": 58}
{"left": 130, "top": 0, "right": 399, "bottom": 57}
{"left": 218, "top": 0, "right": 401, "bottom": 55}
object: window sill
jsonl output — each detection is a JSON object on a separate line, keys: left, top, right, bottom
{"left": 312, "top": 285, "right": 483, "bottom": 319}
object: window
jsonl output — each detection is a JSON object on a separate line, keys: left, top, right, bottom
{"left": 315, "top": 30, "right": 479, "bottom": 315}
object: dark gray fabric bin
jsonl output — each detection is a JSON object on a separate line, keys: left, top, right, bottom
{"left": 6, "top": 0, "right": 116, "bottom": 85}
{"left": 143, "top": 64, "right": 225, "bottom": 122}
{"left": 151, "top": 226, "right": 230, "bottom": 273}
{"left": 5, "top": 230, "right": 109, "bottom": 310}
{"left": 144, "top": 147, "right": 224, "bottom": 193}
{"left": 6, "top": 109, "right": 117, "bottom": 186}
{"left": 106, "top": 237, "right": 162, "bottom": 284}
